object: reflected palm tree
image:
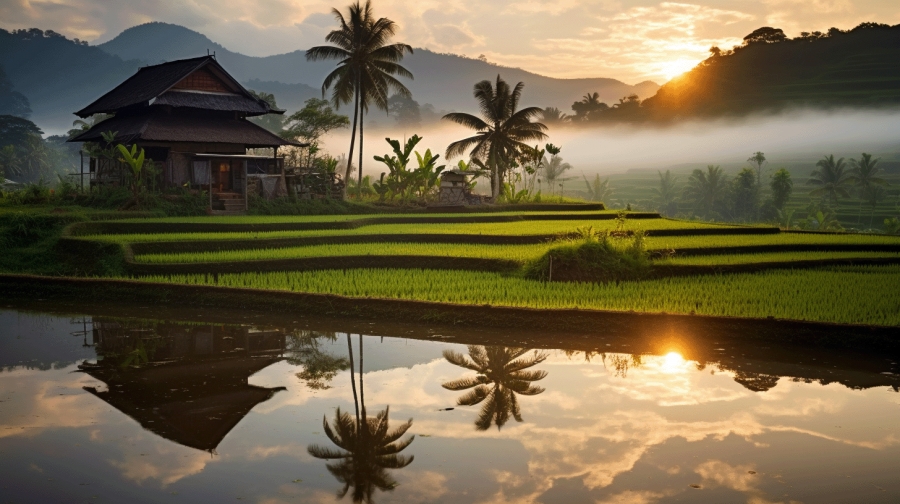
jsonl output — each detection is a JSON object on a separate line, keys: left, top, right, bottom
{"left": 603, "top": 353, "right": 644, "bottom": 378}
{"left": 442, "top": 346, "right": 548, "bottom": 431}
{"left": 308, "top": 334, "right": 415, "bottom": 503}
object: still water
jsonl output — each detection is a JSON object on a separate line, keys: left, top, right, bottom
{"left": 1, "top": 302, "right": 899, "bottom": 504}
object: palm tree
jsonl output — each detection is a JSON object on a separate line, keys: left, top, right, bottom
{"left": 443, "top": 76, "right": 547, "bottom": 199}
{"left": 540, "top": 107, "right": 569, "bottom": 125}
{"left": 848, "top": 153, "right": 887, "bottom": 225}
{"left": 441, "top": 346, "right": 548, "bottom": 431}
{"left": 0, "top": 145, "right": 21, "bottom": 178}
{"left": 542, "top": 154, "right": 572, "bottom": 195}
{"left": 309, "top": 406, "right": 414, "bottom": 503}
{"left": 808, "top": 154, "right": 852, "bottom": 205}
{"left": 20, "top": 134, "right": 49, "bottom": 180}
{"left": 583, "top": 173, "right": 612, "bottom": 202}
{"left": 306, "top": 1, "right": 413, "bottom": 199}
{"left": 653, "top": 169, "right": 678, "bottom": 216}
{"left": 683, "top": 165, "right": 728, "bottom": 219}
{"left": 308, "top": 333, "right": 415, "bottom": 503}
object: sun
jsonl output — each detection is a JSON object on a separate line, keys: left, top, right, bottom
{"left": 659, "top": 58, "right": 698, "bottom": 81}
{"left": 660, "top": 351, "right": 687, "bottom": 374}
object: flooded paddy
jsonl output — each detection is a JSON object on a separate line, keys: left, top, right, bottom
{"left": 1, "top": 302, "right": 899, "bottom": 503}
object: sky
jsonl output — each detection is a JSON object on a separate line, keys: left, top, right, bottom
{"left": 4, "top": 0, "right": 900, "bottom": 83}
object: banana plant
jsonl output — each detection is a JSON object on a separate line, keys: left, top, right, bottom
{"left": 413, "top": 148, "right": 445, "bottom": 200}
{"left": 116, "top": 143, "right": 146, "bottom": 201}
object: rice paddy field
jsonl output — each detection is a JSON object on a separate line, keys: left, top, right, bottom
{"left": 65, "top": 209, "right": 900, "bottom": 326}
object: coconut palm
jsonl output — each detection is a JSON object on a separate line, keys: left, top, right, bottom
{"left": 308, "top": 333, "right": 415, "bottom": 503}
{"left": 848, "top": 153, "right": 887, "bottom": 225}
{"left": 19, "top": 134, "right": 49, "bottom": 180}
{"left": 443, "top": 76, "right": 547, "bottom": 199}
{"left": 683, "top": 165, "right": 728, "bottom": 219}
{"left": 808, "top": 154, "right": 852, "bottom": 204}
{"left": 306, "top": 1, "right": 413, "bottom": 199}
{"left": 442, "top": 346, "right": 548, "bottom": 431}
{"left": 540, "top": 107, "right": 569, "bottom": 125}
{"left": 653, "top": 169, "right": 679, "bottom": 216}
{"left": 542, "top": 154, "right": 572, "bottom": 195}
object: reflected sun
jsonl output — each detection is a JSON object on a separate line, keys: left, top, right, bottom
{"left": 660, "top": 351, "right": 687, "bottom": 374}
{"left": 659, "top": 58, "right": 698, "bottom": 81}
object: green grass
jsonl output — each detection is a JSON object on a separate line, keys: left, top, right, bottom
{"left": 134, "top": 242, "right": 555, "bottom": 264}
{"left": 109, "top": 209, "right": 619, "bottom": 225}
{"left": 136, "top": 265, "right": 900, "bottom": 326}
{"left": 645, "top": 233, "right": 900, "bottom": 250}
{"left": 86, "top": 219, "right": 741, "bottom": 244}
{"left": 131, "top": 232, "right": 900, "bottom": 265}
{"left": 662, "top": 251, "right": 900, "bottom": 266}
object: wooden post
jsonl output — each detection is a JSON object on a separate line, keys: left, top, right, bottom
{"left": 243, "top": 160, "right": 248, "bottom": 211}
{"left": 208, "top": 160, "right": 213, "bottom": 210}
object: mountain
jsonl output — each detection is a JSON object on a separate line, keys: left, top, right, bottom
{"left": 0, "top": 28, "right": 139, "bottom": 131}
{"left": 96, "top": 23, "right": 658, "bottom": 115}
{"left": 642, "top": 23, "right": 900, "bottom": 119}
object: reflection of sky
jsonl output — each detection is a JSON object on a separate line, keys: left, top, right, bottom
{"left": 1, "top": 314, "right": 900, "bottom": 503}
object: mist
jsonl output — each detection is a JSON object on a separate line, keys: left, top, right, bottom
{"left": 318, "top": 108, "right": 900, "bottom": 179}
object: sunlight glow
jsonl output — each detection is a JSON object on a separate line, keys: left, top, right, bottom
{"left": 659, "top": 58, "right": 698, "bottom": 81}
{"left": 660, "top": 352, "right": 687, "bottom": 374}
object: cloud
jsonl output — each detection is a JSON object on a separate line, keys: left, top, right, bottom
{"left": 4, "top": 1, "right": 900, "bottom": 82}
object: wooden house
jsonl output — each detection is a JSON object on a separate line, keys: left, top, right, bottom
{"left": 79, "top": 319, "right": 286, "bottom": 452}
{"left": 69, "top": 56, "right": 303, "bottom": 213}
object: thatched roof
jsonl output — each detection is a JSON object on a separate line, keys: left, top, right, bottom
{"left": 69, "top": 109, "right": 302, "bottom": 148}
{"left": 75, "top": 56, "right": 279, "bottom": 118}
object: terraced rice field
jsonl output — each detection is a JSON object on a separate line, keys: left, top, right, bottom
{"left": 138, "top": 265, "right": 900, "bottom": 326}
{"left": 69, "top": 210, "right": 900, "bottom": 325}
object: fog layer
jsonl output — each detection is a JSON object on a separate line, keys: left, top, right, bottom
{"left": 319, "top": 108, "right": 900, "bottom": 177}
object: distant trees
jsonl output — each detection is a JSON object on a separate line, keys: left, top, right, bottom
{"left": 653, "top": 170, "right": 679, "bottom": 216}
{"left": 769, "top": 168, "right": 793, "bottom": 211}
{"left": 443, "top": 75, "right": 547, "bottom": 199}
{"left": 387, "top": 93, "right": 421, "bottom": 128}
{"left": 306, "top": 0, "right": 414, "bottom": 198}
{"left": 683, "top": 165, "right": 728, "bottom": 219}
{"left": 743, "top": 27, "right": 788, "bottom": 45}
{"left": 848, "top": 153, "right": 888, "bottom": 226}
{"left": 247, "top": 90, "right": 284, "bottom": 132}
{"left": 571, "top": 92, "right": 608, "bottom": 121}
{"left": 731, "top": 168, "right": 759, "bottom": 221}
{"left": 539, "top": 107, "right": 569, "bottom": 125}
{"left": 0, "top": 66, "right": 31, "bottom": 119}
{"left": 808, "top": 154, "right": 852, "bottom": 204}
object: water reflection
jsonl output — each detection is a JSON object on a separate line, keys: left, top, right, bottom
{"left": 2, "top": 306, "right": 900, "bottom": 503}
{"left": 285, "top": 330, "right": 350, "bottom": 390}
{"left": 309, "top": 334, "right": 415, "bottom": 503}
{"left": 78, "top": 319, "right": 287, "bottom": 452}
{"left": 442, "top": 346, "right": 548, "bottom": 430}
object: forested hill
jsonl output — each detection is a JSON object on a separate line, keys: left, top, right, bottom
{"left": 0, "top": 22, "right": 656, "bottom": 132}
{"left": 97, "top": 23, "right": 657, "bottom": 115}
{"left": 641, "top": 23, "right": 900, "bottom": 120}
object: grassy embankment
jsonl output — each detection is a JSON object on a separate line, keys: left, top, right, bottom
{"left": 57, "top": 209, "right": 900, "bottom": 326}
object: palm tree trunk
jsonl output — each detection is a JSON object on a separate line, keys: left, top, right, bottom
{"left": 857, "top": 198, "right": 863, "bottom": 225}
{"left": 358, "top": 333, "right": 365, "bottom": 423}
{"left": 344, "top": 90, "right": 360, "bottom": 200}
{"left": 346, "top": 333, "right": 360, "bottom": 427}
{"left": 358, "top": 100, "right": 364, "bottom": 200}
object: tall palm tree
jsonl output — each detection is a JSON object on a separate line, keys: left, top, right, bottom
{"left": 683, "top": 165, "right": 728, "bottom": 219}
{"left": 808, "top": 154, "right": 852, "bottom": 205}
{"left": 306, "top": 1, "right": 413, "bottom": 199}
{"left": 308, "top": 333, "right": 415, "bottom": 503}
{"left": 441, "top": 346, "right": 548, "bottom": 431}
{"left": 20, "top": 134, "right": 49, "bottom": 180}
{"left": 443, "top": 76, "right": 547, "bottom": 199}
{"left": 848, "top": 153, "right": 887, "bottom": 225}
{"left": 653, "top": 169, "right": 678, "bottom": 216}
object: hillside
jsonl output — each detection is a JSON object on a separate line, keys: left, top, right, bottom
{"left": 97, "top": 23, "right": 657, "bottom": 115}
{"left": 642, "top": 23, "right": 900, "bottom": 119}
